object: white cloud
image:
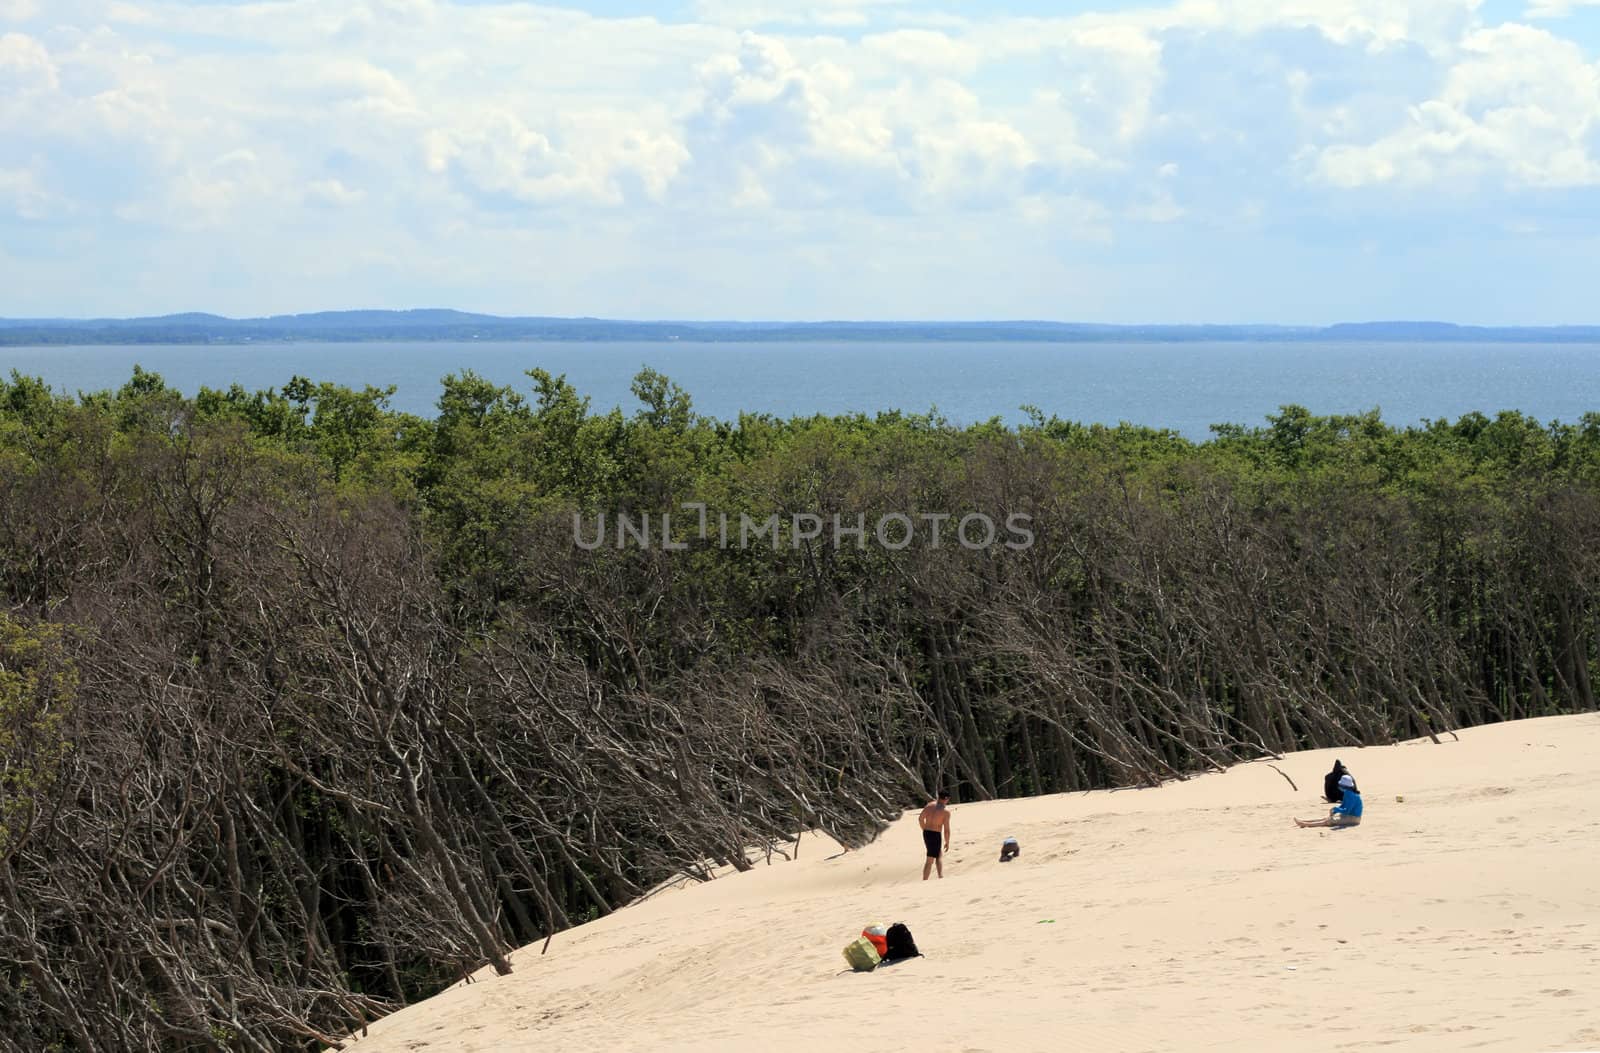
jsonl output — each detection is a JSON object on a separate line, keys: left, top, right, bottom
{"left": 3, "top": 0, "right": 1600, "bottom": 319}
{"left": 1129, "top": 189, "right": 1184, "bottom": 223}
{"left": 1524, "top": 0, "right": 1600, "bottom": 18}
{"left": 0, "top": 164, "right": 60, "bottom": 219}
{"left": 683, "top": 32, "right": 1067, "bottom": 214}
{"left": 1311, "top": 25, "right": 1600, "bottom": 189}
{"left": 307, "top": 60, "right": 420, "bottom": 117}
{"left": 305, "top": 178, "right": 365, "bottom": 207}
{"left": 692, "top": 0, "right": 906, "bottom": 29}
{"left": 860, "top": 29, "right": 980, "bottom": 75}
{"left": 6, "top": 0, "right": 1542, "bottom": 234}
{"left": 424, "top": 106, "right": 689, "bottom": 206}
{"left": 0, "top": 31, "right": 55, "bottom": 94}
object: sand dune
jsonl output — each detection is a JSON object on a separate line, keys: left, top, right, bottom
{"left": 342, "top": 715, "right": 1600, "bottom": 1052}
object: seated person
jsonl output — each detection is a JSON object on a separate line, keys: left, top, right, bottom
{"left": 1324, "top": 759, "right": 1358, "bottom": 803}
{"left": 1298, "top": 774, "right": 1363, "bottom": 828}
{"left": 998, "top": 837, "right": 1020, "bottom": 862}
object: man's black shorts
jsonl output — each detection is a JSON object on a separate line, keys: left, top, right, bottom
{"left": 923, "top": 829, "right": 942, "bottom": 858}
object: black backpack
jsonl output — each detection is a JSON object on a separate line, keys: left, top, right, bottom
{"left": 884, "top": 922, "right": 921, "bottom": 961}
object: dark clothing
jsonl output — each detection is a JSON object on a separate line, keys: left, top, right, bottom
{"left": 922, "top": 829, "right": 943, "bottom": 858}
{"left": 1324, "top": 761, "right": 1358, "bottom": 804}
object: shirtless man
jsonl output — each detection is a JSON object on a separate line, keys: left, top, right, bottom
{"left": 919, "top": 792, "right": 952, "bottom": 880}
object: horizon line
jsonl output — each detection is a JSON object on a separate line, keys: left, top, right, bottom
{"left": 5, "top": 310, "right": 1600, "bottom": 329}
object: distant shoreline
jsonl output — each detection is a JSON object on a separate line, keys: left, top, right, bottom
{"left": 9, "top": 337, "right": 1600, "bottom": 348}
{"left": 3, "top": 311, "right": 1600, "bottom": 346}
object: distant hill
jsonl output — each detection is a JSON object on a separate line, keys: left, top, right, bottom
{"left": 1, "top": 312, "right": 1597, "bottom": 345}
{"left": 1320, "top": 321, "right": 1600, "bottom": 341}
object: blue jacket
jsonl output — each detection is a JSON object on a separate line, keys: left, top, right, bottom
{"left": 1332, "top": 788, "right": 1364, "bottom": 818}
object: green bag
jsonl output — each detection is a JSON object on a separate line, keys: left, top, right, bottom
{"left": 842, "top": 936, "right": 881, "bottom": 972}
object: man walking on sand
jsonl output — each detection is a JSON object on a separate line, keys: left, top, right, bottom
{"left": 920, "top": 792, "right": 952, "bottom": 880}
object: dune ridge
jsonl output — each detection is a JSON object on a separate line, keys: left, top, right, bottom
{"left": 344, "top": 715, "right": 1600, "bottom": 1052}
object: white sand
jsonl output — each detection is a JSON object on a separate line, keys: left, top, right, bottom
{"left": 342, "top": 714, "right": 1600, "bottom": 1052}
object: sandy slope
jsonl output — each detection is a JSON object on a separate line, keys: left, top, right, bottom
{"left": 342, "top": 715, "right": 1600, "bottom": 1053}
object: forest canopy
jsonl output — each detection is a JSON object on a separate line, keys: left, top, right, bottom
{"left": 2, "top": 364, "right": 1598, "bottom": 1050}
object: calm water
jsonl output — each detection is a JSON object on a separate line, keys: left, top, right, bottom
{"left": 3, "top": 341, "right": 1598, "bottom": 439}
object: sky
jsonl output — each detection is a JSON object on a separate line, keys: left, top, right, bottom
{"left": 2, "top": 0, "right": 1599, "bottom": 323}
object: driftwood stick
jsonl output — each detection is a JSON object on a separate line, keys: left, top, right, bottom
{"left": 1267, "top": 764, "right": 1298, "bottom": 792}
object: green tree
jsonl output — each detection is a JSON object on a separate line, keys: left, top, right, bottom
{"left": 0, "top": 615, "right": 75, "bottom": 859}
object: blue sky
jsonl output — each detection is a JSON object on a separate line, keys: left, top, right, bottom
{"left": 3, "top": 0, "right": 1599, "bottom": 322}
